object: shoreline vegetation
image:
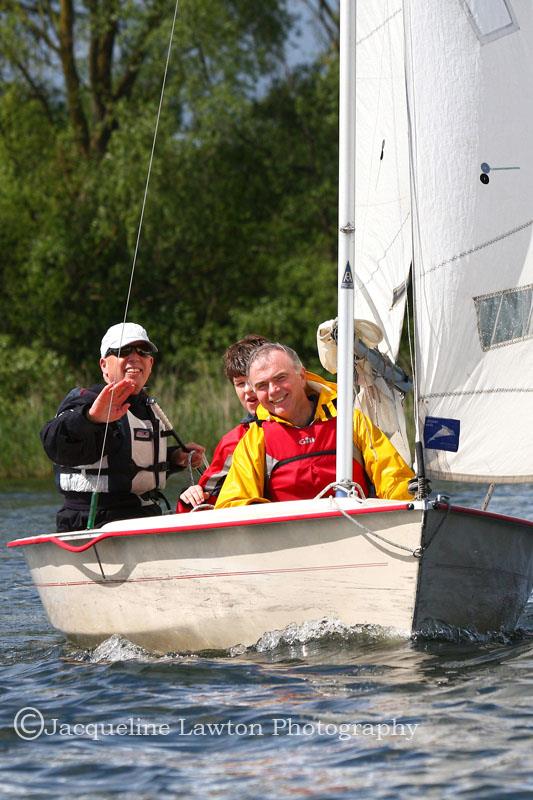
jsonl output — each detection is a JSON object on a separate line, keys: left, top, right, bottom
{"left": 0, "top": 2, "right": 419, "bottom": 490}
{"left": 3, "top": 357, "right": 415, "bottom": 487}
{"left": 1, "top": 365, "right": 240, "bottom": 483}
{"left": 1, "top": 313, "right": 415, "bottom": 489}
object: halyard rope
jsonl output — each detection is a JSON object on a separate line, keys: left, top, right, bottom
{"left": 150, "top": 399, "right": 209, "bottom": 486}
{"left": 87, "top": 0, "right": 181, "bottom": 528}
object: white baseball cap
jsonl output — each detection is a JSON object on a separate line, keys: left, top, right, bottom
{"left": 100, "top": 323, "right": 158, "bottom": 358}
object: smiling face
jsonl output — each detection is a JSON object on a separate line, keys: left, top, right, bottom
{"left": 232, "top": 375, "right": 259, "bottom": 415}
{"left": 100, "top": 342, "right": 154, "bottom": 394}
{"left": 249, "top": 350, "right": 310, "bottom": 426}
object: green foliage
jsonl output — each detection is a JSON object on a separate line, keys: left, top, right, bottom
{"left": 0, "top": 336, "right": 77, "bottom": 479}
{"left": 0, "top": 395, "right": 54, "bottom": 480}
{"left": 0, "top": 1, "right": 340, "bottom": 379}
{"left": 0, "top": 366, "right": 242, "bottom": 483}
{"left": 0, "top": 336, "right": 76, "bottom": 410}
{"left": 228, "top": 254, "right": 337, "bottom": 372}
{"left": 0, "top": 1, "right": 347, "bottom": 475}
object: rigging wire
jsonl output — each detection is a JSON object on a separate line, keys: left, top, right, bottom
{"left": 402, "top": 0, "right": 420, "bottom": 443}
{"left": 87, "top": 0, "right": 181, "bottom": 529}
{"left": 402, "top": 1, "right": 431, "bottom": 500}
{"left": 121, "top": 0, "right": 182, "bottom": 336}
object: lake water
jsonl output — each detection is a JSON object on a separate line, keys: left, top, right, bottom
{"left": 1, "top": 481, "right": 532, "bottom": 799}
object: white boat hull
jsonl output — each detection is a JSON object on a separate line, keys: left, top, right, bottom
{"left": 12, "top": 499, "right": 422, "bottom": 651}
{"left": 9, "top": 497, "right": 533, "bottom": 651}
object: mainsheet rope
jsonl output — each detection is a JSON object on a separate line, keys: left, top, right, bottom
{"left": 319, "top": 486, "right": 418, "bottom": 556}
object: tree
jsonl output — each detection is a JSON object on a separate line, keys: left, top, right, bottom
{"left": 300, "top": 0, "right": 339, "bottom": 51}
{"left": 0, "top": 1, "right": 341, "bottom": 376}
{"left": 0, "top": 1, "right": 290, "bottom": 157}
{"left": 0, "top": 2, "right": 289, "bottom": 358}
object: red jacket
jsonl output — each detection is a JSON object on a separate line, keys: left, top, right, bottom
{"left": 176, "top": 420, "right": 252, "bottom": 512}
{"left": 261, "top": 415, "right": 368, "bottom": 501}
{"left": 216, "top": 372, "right": 414, "bottom": 508}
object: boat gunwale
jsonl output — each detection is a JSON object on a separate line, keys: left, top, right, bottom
{"left": 8, "top": 502, "right": 418, "bottom": 551}
{"left": 432, "top": 501, "right": 533, "bottom": 528}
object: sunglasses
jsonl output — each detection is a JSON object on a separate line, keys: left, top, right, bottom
{"left": 105, "top": 345, "right": 154, "bottom": 358}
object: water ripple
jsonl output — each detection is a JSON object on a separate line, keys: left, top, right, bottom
{"left": 1, "top": 483, "right": 532, "bottom": 798}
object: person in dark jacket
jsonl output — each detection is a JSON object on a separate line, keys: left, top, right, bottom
{"left": 41, "top": 322, "right": 205, "bottom": 532}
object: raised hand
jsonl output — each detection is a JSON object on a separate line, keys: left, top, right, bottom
{"left": 86, "top": 379, "right": 137, "bottom": 423}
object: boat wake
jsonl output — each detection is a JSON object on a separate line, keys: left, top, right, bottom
{"left": 248, "top": 617, "right": 408, "bottom": 653}
{"left": 64, "top": 618, "right": 410, "bottom": 663}
{"left": 63, "top": 609, "right": 533, "bottom": 664}
{"left": 65, "top": 634, "right": 191, "bottom": 664}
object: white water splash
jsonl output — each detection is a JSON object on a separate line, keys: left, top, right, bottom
{"left": 90, "top": 634, "right": 152, "bottom": 662}
{"left": 252, "top": 617, "right": 408, "bottom": 653}
{"left": 66, "top": 634, "right": 189, "bottom": 663}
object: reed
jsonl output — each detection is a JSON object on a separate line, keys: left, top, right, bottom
{"left": 1, "top": 368, "right": 240, "bottom": 481}
{"left": 0, "top": 396, "right": 55, "bottom": 480}
{"left": 149, "top": 367, "right": 241, "bottom": 457}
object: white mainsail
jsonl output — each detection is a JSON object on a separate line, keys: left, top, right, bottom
{"left": 405, "top": 0, "right": 533, "bottom": 482}
{"left": 354, "top": 2, "right": 411, "bottom": 362}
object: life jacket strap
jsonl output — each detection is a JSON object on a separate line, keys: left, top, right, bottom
{"left": 268, "top": 449, "right": 337, "bottom": 478}
{"left": 66, "top": 461, "right": 170, "bottom": 477}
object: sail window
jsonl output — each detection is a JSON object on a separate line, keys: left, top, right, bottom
{"left": 462, "top": 0, "right": 519, "bottom": 43}
{"left": 474, "top": 284, "right": 533, "bottom": 350}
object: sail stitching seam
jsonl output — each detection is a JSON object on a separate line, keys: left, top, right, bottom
{"left": 355, "top": 8, "right": 402, "bottom": 47}
{"left": 425, "top": 219, "right": 533, "bottom": 274}
{"left": 421, "top": 388, "right": 533, "bottom": 399}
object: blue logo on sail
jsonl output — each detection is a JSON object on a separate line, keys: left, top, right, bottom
{"left": 423, "top": 416, "right": 460, "bottom": 452}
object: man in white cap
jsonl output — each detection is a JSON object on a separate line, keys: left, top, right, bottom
{"left": 41, "top": 322, "right": 205, "bottom": 532}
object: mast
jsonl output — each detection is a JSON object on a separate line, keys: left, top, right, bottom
{"left": 336, "top": 0, "right": 356, "bottom": 492}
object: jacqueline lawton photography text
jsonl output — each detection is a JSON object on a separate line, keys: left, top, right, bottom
{"left": 14, "top": 708, "right": 418, "bottom": 742}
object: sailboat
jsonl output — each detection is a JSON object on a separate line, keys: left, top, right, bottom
{"left": 8, "top": 0, "right": 533, "bottom": 653}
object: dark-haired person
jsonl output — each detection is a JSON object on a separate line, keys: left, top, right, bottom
{"left": 41, "top": 322, "right": 205, "bottom": 532}
{"left": 177, "top": 334, "right": 268, "bottom": 511}
{"left": 215, "top": 342, "right": 414, "bottom": 508}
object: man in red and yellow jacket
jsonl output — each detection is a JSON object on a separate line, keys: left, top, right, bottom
{"left": 215, "top": 343, "right": 414, "bottom": 508}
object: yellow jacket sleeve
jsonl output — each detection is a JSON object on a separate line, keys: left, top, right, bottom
{"left": 215, "top": 424, "right": 270, "bottom": 508}
{"left": 353, "top": 409, "right": 414, "bottom": 500}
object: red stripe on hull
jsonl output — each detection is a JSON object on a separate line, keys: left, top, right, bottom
{"left": 34, "top": 560, "right": 389, "bottom": 588}
{"left": 435, "top": 502, "right": 533, "bottom": 528}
